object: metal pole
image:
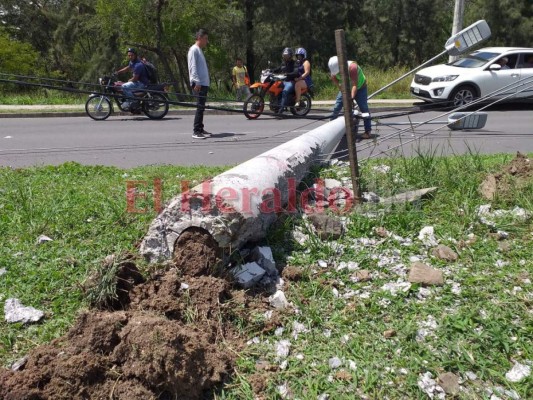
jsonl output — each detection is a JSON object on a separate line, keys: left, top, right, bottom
{"left": 368, "top": 50, "right": 447, "bottom": 100}
{"left": 335, "top": 29, "right": 362, "bottom": 202}
{"left": 449, "top": 0, "right": 465, "bottom": 63}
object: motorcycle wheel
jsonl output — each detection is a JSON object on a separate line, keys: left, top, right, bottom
{"left": 290, "top": 93, "right": 312, "bottom": 116}
{"left": 85, "top": 95, "right": 112, "bottom": 121}
{"left": 243, "top": 94, "right": 265, "bottom": 119}
{"left": 142, "top": 93, "right": 169, "bottom": 120}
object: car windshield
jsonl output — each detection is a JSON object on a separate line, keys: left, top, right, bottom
{"left": 450, "top": 51, "right": 500, "bottom": 68}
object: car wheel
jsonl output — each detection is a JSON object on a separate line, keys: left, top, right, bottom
{"left": 449, "top": 85, "right": 477, "bottom": 107}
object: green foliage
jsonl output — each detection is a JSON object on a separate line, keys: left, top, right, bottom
{"left": 0, "top": 28, "right": 42, "bottom": 76}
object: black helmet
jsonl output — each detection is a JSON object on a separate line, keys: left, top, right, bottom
{"left": 282, "top": 47, "right": 293, "bottom": 58}
{"left": 127, "top": 48, "right": 137, "bottom": 54}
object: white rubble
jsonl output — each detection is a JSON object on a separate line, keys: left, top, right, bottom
{"left": 4, "top": 298, "right": 44, "bottom": 324}
{"left": 505, "top": 361, "right": 531, "bottom": 382}
{"left": 269, "top": 290, "right": 290, "bottom": 309}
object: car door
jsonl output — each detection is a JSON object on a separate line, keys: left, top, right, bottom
{"left": 515, "top": 52, "right": 533, "bottom": 99}
{"left": 479, "top": 54, "right": 520, "bottom": 100}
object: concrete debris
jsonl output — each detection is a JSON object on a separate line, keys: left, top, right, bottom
{"left": 431, "top": 244, "right": 458, "bottom": 262}
{"left": 328, "top": 357, "right": 342, "bottom": 369}
{"left": 252, "top": 246, "right": 278, "bottom": 276}
{"left": 292, "top": 229, "right": 311, "bottom": 246}
{"left": 505, "top": 361, "right": 531, "bottom": 382}
{"left": 372, "top": 164, "right": 391, "bottom": 173}
{"left": 269, "top": 290, "right": 290, "bottom": 309}
{"left": 418, "top": 226, "right": 439, "bottom": 247}
{"left": 0, "top": 268, "right": 6, "bottom": 276}
{"left": 11, "top": 356, "right": 28, "bottom": 371}
{"left": 4, "top": 298, "right": 44, "bottom": 324}
{"left": 417, "top": 371, "right": 446, "bottom": 399}
{"left": 278, "top": 382, "right": 293, "bottom": 399}
{"left": 275, "top": 339, "right": 291, "bottom": 359}
{"left": 231, "top": 262, "right": 266, "bottom": 289}
{"left": 408, "top": 262, "right": 444, "bottom": 286}
{"left": 292, "top": 321, "right": 308, "bottom": 339}
{"left": 416, "top": 315, "right": 438, "bottom": 342}
{"left": 493, "top": 386, "right": 521, "bottom": 400}
{"left": 380, "top": 187, "right": 437, "bottom": 206}
{"left": 381, "top": 281, "right": 411, "bottom": 296}
{"left": 37, "top": 234, "right": 53, "bottom": 244}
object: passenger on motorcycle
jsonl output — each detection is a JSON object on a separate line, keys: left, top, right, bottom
{"left": 294, "top": 47, "right": 313, "bottom": 106}
{"left": 272, "top": 47, "right": 299, "bottom": 115}
{"left": 116, "top": 48, "right": 149, "bottom": 111}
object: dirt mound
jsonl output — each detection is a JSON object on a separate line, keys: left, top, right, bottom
{"left": 479, "top": 152, "right": 532, "bottom": 200}
{"left": 0, "top": 231, "right": 271, "bottom": 399}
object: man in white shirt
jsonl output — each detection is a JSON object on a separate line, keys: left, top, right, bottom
{"left": 188, "top": 28, "right": 211, "bottom": 139}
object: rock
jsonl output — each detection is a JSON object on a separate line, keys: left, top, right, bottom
{"left": 408, "top": 262, "right": 444, "bottom": 286}
{"left": 505, "top": 361, "right": 531, "bottom": 382}
{"left": 354, "top": 270, "right": 371, "bottom": 282}
{"left": 438, "top": 372, "right": 460, "bottom": 395}
{"left": 431, "top": 244, "right": 458, "bottom": 262}
{"left": 307, "top": 213, "right": 344, "bottom": 240}
{"left": 252, "top": 246, "right": 278, "bottom": 276}
{"left": 269, "top": 290, "right": 289, "bottom": 309}
{"left": 383, "top": 329, "right": 396, "bottom": 338}
{"left": 4, "top": 298, "right": 45, "bottom": 324}
{"left": 231, "top": 262, "right": 266, "bottom": 289}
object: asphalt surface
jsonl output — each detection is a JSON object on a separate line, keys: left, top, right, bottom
{"left": 1, "top": 101, "right": 531, "bottom": 168}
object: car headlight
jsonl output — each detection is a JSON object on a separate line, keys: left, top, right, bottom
{"left": 432, "top": 75, "right": 458, "bottom": 82}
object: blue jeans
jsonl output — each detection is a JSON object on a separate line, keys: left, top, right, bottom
{"left": 193, "top": 84, "right": 209, "bottom": 133}
{"left": 279, "top": 81, "right": 295, "bottom": 112}
{"left": 331, "top": 85, "right": 372, "bottom": 133}
{"left": 121, "top": 81, "right": 146, "bottom": 101}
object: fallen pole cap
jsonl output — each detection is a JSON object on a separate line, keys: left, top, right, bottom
{"left": 447, "top": 112, "right": 488, "bottom": 130}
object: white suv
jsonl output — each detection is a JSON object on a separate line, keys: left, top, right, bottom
{"left": 410, "top": 47, "right": 533, "bottom": 106}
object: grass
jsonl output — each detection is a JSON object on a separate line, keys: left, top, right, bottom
{"left": 0, "top": 65, "right": 414, "bottom": 108}
{"left": 1, "top": 153, "right": 532, "bottom": 398}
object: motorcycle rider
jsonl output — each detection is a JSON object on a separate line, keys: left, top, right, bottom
{"left": 115, "top": 48, "right": 149, "bottom": 111}
{"left": 273, "top": 47, "right": 299, "bottom": 116}
{"left": 294, "top": 47, "right": 313, "bottom": 107}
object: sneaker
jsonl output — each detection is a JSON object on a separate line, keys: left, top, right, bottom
{"left": 192, "top": 132, "right": 206, "bottom": 139}
{"left": 361, "top": 131, "right": 372, "bottom": 139}
{"left": 201, "top": 129, "right": 212, "bottom": 136}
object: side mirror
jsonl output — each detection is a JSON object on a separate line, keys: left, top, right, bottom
{"left": 489, "top": 63, "right": 501, "bottom": 71}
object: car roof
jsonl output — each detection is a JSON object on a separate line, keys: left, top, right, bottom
{"left": 475, "top": 47, "right": 533, "bottom": 52}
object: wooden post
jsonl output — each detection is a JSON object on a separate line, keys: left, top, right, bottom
{"left": 335, "top": 29, "right": 362, "bottom": 202}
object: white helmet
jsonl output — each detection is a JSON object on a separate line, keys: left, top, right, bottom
{"left": 328, "top": 56, "right": 340, "bottom": 76}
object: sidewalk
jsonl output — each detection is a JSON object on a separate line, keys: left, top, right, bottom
{"left": 0, "top": 99, "right": 415, "bottom": 118}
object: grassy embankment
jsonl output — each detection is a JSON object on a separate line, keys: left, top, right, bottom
{"left": 1, "top": 151, "right": 532, "bottom": 398}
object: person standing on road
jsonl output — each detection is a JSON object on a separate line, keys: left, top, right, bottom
{"left": 188, "top": 28, "right": 211, "bottom": 139}
{"left": 328, "top": 56, "right": 371, "bottom": 139}
{"left": 232, "top": 57, "right": 251, "bottom": 101}
{"left": 116, "top": 48, "right": 149, "bottom": 111}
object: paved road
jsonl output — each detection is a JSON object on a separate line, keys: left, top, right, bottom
{"left": 0, "top": 106, "right": 531, "bottom": 168}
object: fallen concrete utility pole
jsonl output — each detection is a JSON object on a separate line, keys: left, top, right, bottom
{"left": 140, "top": 118, "right": 347, "bottom": 264}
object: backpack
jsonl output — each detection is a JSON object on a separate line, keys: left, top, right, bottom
{"left": 142, "top": 60, "right": 159, "bottom": 84}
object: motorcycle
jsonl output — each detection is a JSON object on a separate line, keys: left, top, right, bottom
{"left": 243, "top": 69, "right": 312, "bottom": 119}
{"left": 85, "top": 73, "right": 169, "bottom": 121}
